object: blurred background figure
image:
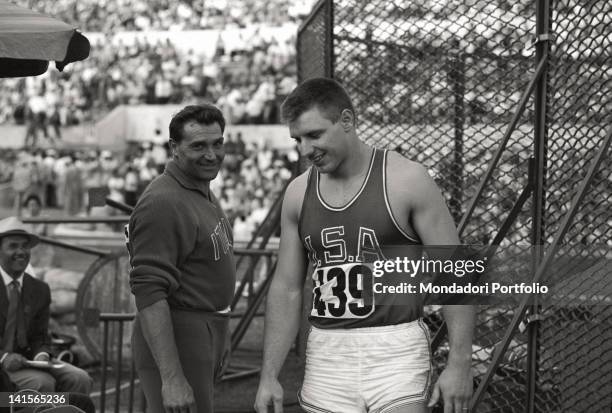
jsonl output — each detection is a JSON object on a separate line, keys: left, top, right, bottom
{"left": 24, "top": 90, "right": 49, "bottom": 148}
{"left": 63, "top": 157, "right": 84, "bottom": 216}
{"left": 11, "top": 153, "right": 35, "bottom": 218}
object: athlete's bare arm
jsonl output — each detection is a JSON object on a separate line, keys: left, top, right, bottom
{"left": 387, "top": 152, "right": 475, "bottom": 413}
{"left": 255, "top": 172, "right": 310, "bottom": 413}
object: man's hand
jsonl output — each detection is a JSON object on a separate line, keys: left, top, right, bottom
{"left": 2, "top": 353, "right": 27, "bottom": 372}
{"left": 254, "top": 377, "right": 284, "bottom": 413}
{"left": 161, "top": 374, "right": 196, "bottom": 413}
{"left": 428, "top": 362, "right": 473, "bottom": 413}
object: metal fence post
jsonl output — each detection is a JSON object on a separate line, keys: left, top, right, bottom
{"left": 325, "top": 0, "right": 334, "bottom": 78}
{"left": 296, "top": 0, "right": 334, "bottom": 82}
{"left": 449, "top": 41, "right": 465, "bottom": 224}
{"left": 528, "top": 0, "right": 552, "bottom": 411}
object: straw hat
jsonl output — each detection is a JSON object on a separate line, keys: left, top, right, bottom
{"left": 0, "top": 216, "right": 40, "bottom": 247}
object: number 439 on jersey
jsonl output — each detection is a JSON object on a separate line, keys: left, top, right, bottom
{"left": 311, "top": 263, "right": 375, "bottom": 319}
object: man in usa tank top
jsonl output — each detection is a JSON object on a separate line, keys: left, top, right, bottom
{"left": 255, "top": 78, "right": 475, "bottom": 413}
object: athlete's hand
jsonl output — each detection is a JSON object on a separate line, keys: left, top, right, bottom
{"left": 161, "top": 374, "right": 196, "bottom": 413}
{"left": 254, "top": 377, "right": 284, "bottom": 413}
{"left": 428, "top": 361, "right": 473, "bottom": 413}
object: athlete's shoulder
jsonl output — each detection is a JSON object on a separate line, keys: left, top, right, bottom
{"left": 282, "top": 168, "right": 311, "bottom": 220}
{"left": 286, "top": 168, "right": 310, "bottom": 195}
{"left": 386, "top": 150, "right": 432, "bottom": 185}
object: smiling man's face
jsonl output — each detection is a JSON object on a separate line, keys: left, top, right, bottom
{"left": 170, "top": 121, "right": 225, "bottom": 182}
{"left": 289, "top": 106, "right": 352, "bottom": 174}
{"left": 0, "top": 235, "right": 32, "bottom": 278}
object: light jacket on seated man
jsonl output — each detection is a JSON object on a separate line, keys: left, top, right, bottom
{"left": 0, "top": 216, "right": 92, "bottom": 394}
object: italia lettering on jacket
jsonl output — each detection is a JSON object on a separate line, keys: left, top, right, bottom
{"left": 211, "top": 217, "right": 233, "bottom": 261}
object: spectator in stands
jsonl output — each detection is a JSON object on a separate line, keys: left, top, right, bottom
{"left": 63, "top": 157, "right": 84, "bottom": 216}
{"left": 223, "top": 133, "right": 240, "bottom": 173}
{"left": 41, "top": 150, "right": 58, "bottom": 208}
{"left": 48, "top": 103, "right": 63, "bottom": 140}
{"left": 233, "top": 214, "right": 255, "bottom": 240}
{"left": 11, "top": 154, "right": 36, "bottom": 218}
{"left": 151, "top": 135, "right": 169, "bottom": 174}
{"left": 24, "top": 92, "right": 49, "bottom": 148}
{"left": 249, "top": 197, "right": 269, "bottom": 228}
{"left": 82, "top": 151, "right": 103, "bottom": 213}
{"left": 154, "top": 72, "right": 173, "bottom": 104}
{"left": 21, "top": 195, "right": 45, "bottom": 232}
{"left": 107, "top": 167, "right": 125, "bottom": 205}
{"left": 100, "top": 151, "right": 119, "bottom": 184}
{"left": 256, "top": 142, "right": 273, "bottom": 171}
{"left": 53, "top": 155, "right": 69, "bottom": 209}
{"left": 124, "top": 165, "right": 140, "bottom": 206}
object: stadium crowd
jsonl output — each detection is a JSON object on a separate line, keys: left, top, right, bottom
{"left": 0, "top": 139, "right": 297, "bottom": 240}
{"left": 13, "top": 0, "right": 314, "bottom": 31}
{"left": 1, "top": 0, "right": 307, "bottom": 140}
{"left": 0, "top": 0, "right": 308, "bottom": 242}
{"left": 3, "top": 0, "right": 610, "bottom": 134}
{"left": 0, "top": 33, "right": 298, "bottom": 135}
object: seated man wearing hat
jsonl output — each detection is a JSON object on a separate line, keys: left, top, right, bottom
{"left": 0, "top": 216, "right": 92, "bottom": 394}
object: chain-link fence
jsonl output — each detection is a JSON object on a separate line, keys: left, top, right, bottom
{"left": 297, "top": 0, "right": 611, "bottom": 411}
{"left": 296, "top": 0, "right": 333, "bottom": 80}
{"left": 538, "top": 1, "right": 612, "bottom": 411}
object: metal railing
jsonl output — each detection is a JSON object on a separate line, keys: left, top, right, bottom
{"left": 94, "top": 313, "right": 140, "bottom": 413}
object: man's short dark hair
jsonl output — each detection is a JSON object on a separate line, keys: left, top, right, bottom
{"left": 169, "top": 104, "right": 226, "bottom": 143}
{"left": 280, "top": 77, "right": 356, "bottom": 124}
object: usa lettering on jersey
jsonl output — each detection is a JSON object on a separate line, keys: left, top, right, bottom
{"left": 304, "top": 225, "right": 386, "bottom": 267}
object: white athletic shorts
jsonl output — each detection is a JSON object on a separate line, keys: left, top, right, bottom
{"left": 298, "top": 319, "right": 433, "bottom": 413}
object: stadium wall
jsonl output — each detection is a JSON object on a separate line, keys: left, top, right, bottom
{"left": 100, "top": 105, "right": 294, "bottom": 149}
{"left": 0, "top": 105, "right": 294, "bottom": 151}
